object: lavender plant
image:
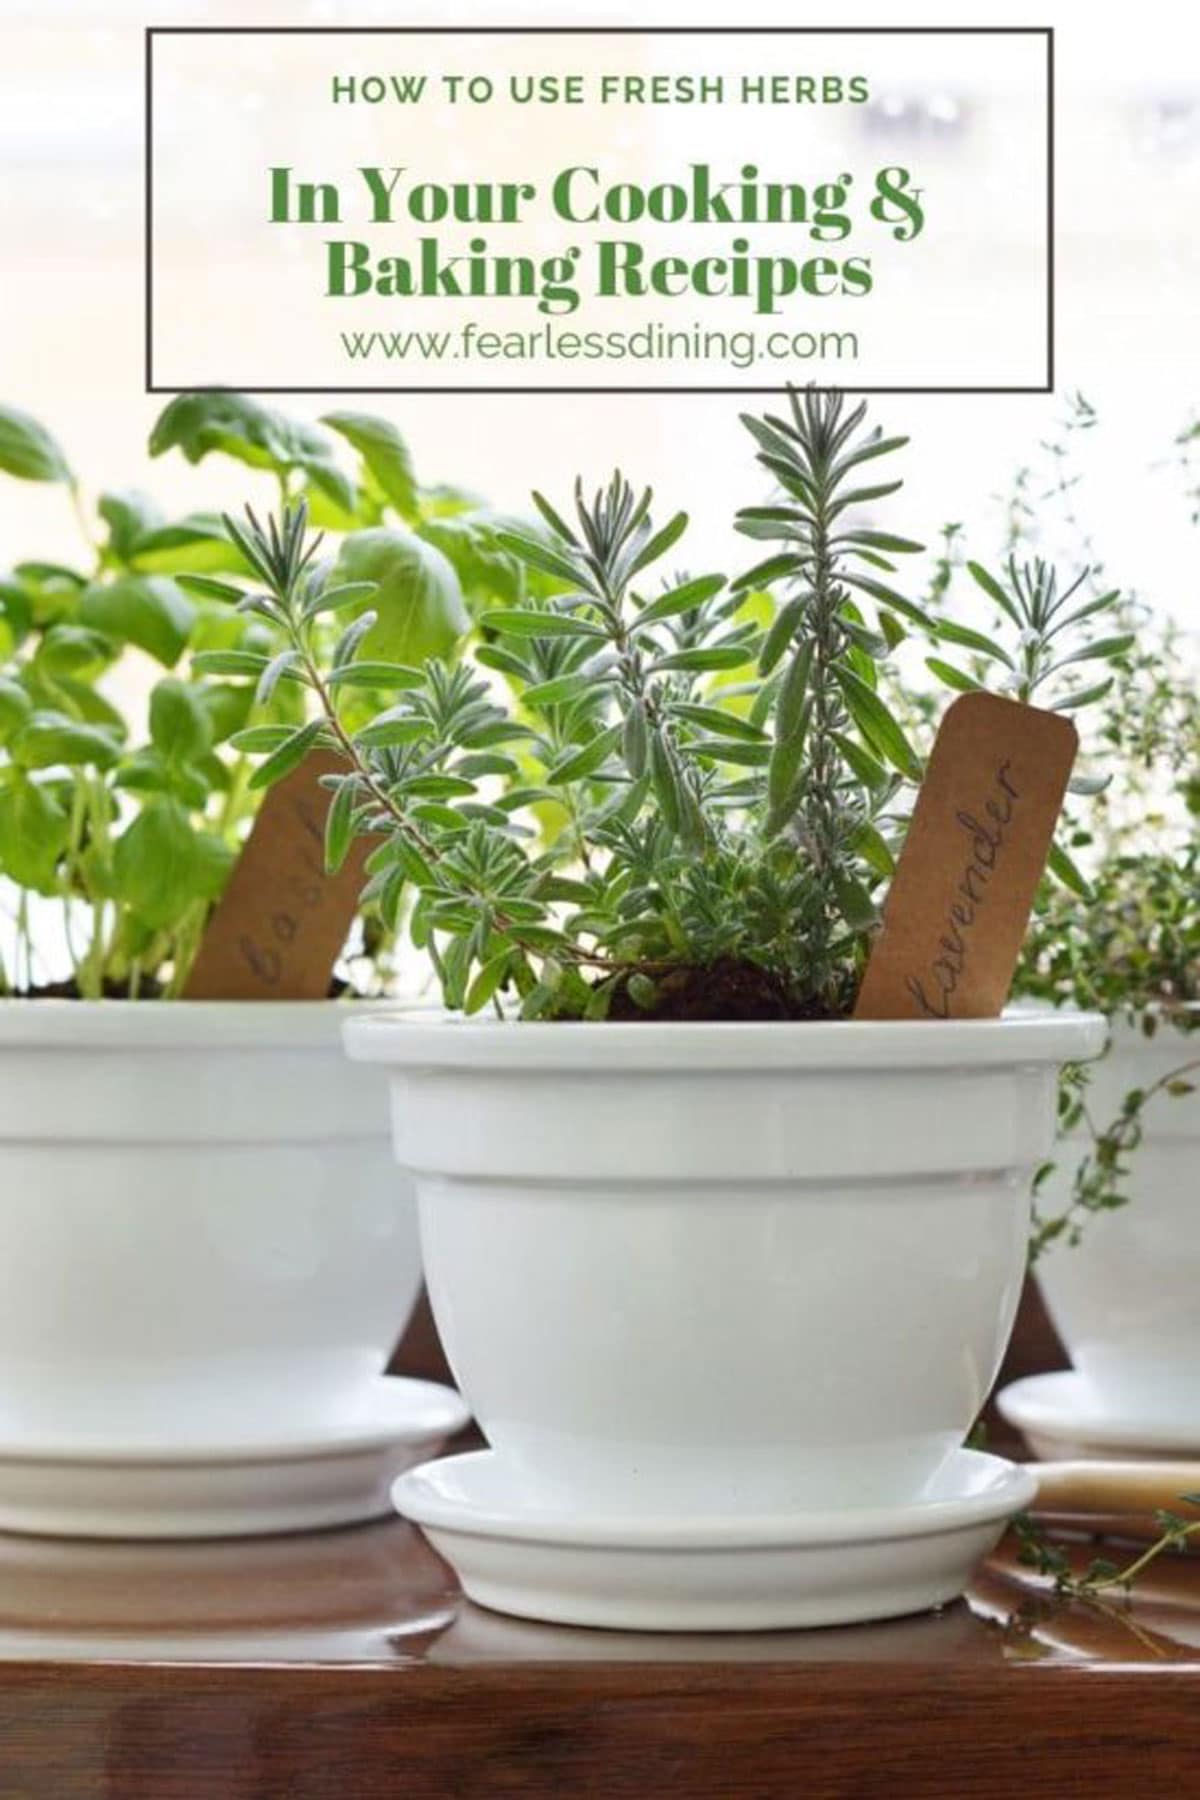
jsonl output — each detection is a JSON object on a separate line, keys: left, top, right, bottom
{"left": 213, "top": 390, "right": 1129, "bottom": 1023}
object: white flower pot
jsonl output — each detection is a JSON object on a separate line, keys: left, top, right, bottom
{"left": 0, "top": 1001, "right": 424, "bottom": 1444}
{"left": 1037, "top": 1012, "right": 1200, "bottom": 1428}
{"left": 346, "top": 1011, "right": 1103, "bottom": 1514}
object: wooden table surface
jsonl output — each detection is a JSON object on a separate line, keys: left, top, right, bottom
{"left": 1, "top": 1287, "right": 1192, "bottom": 1799}
{"left": 0, "top": 1514, "right": 1198, "bottom": 1799}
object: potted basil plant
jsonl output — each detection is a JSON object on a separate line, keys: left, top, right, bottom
{"left": 0, "top": 397, "right": 481, "bottom": 1535}
{"left": 222, "top": 390, "right": 1116, "bottom": 1627}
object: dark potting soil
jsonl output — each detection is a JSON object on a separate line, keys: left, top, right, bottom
{"left": 606, "top": 957, "right": 836, "bottom": 1023}
{"left": 16, "top": 977, "right": 168, "bottom": 1001}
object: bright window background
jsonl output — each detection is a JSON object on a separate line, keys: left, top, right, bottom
{"left": 1, "top": 0, "right": 1197, "bottom": 634}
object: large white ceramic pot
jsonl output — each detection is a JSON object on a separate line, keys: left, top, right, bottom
{"left": 1036, "top": 1011, "right": 1200, "bottom": 1428}
{"left": 346, "top": 1012, "right": 1103, "bottom": 1513}
{"left": 0, "top": 1002, "right": 423, "bottom": 1443}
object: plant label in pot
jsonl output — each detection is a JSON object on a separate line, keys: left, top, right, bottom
{"left": 854, "top": 691, "right": 1078, "bottom": 1021}
{"left": 182, "top": 750, "right": 372, "bottom": 1000}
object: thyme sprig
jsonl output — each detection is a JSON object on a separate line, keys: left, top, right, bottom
{"left": 1013, "top": 1498, "right": 1200, "bottom": 1599}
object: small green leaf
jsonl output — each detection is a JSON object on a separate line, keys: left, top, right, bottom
{"left": 834, "top": 873, "right": 878, "bottom": 929}
{"left": 481, "top": 609, "right": 604, "bottom": 641}
{"left": 149, "top": 678, "right": 212, "bottom": 765}
{"left": 634, "top": 574, "right": 726, "bottom": 628}
{"left": 966, "top": 561, "right": 1022, "bottom": 627}
{"left": 1068, "top": 772, "right": 1111, "bottom": 797}
{"left": 79, "top": 575, "right": 195, "bottom": 667}
{"left": 522, "top": 671, "right": 602, "bottom": 709}
{"left": 649, "top": 733, "right": 682, "bottom": 834}
{"left": 99, "top": 490, "right": 164, "bottom": 561}
{"left": 670, "top": 703, "right": 766, "bottom": 743}
{"left": 767, "top": 724, "right": 807, "bottom": 825}
{"left": 777, "top": 642, "right": 813, "bottom": 740}
{"left": 229, "top": 725, "right": 296, "bottom": 753}
{"left": 759, "top": 597, "right": 804, "bottom": 676}
{"left": 256, "top": 648, "right": 304, "bottom": 705}
{"left": 112, "top": 798, "right": 205, "bottom": 929}
{"left": 651, "top": 645, "right": 753, "bottom": 674}
{"left": 0, "top": 679, "right": 33, "bottom": 744}
{"left": 0, "top": 773, "right": 69, "bottom": 891}
{"left": 300, "top": 580, "right": 377, "bottom": 622}
{"left": 494, "top": 528, "right": 584, "bottom": 591}
{"left": 1051, "top": 678, "right": 1114, "bottom": 712}
{"left": 623, "top": 703, "right": 648, "bottom": 777}
{"left": 329, "top": 528, "right": 468, "bottom": 665}
{"left": 175, "top": 573, "right": 244, "bottom": 603}
{"left": 332, "top": 613, "right": 377, "bottom": 670}
{"left": 247, "top": 718, "right": 324, "bottom": 790}
{"left": 835, "top": 664, "right": 921, "bottom": 779}
{"left": 128, "top": 515, "right": 250, "bottom": 577}
{"left": 1060, "top": 633, "right": 1136, "bottom": 666}
{"left": 1047, "top": 840, "right": 1092, "bottom": 898}
{"left": 686, "top": 738, "right": 770, "bottom": 767}
{"left": 322, "top": 411, "right": 418, "bottom": 520}
{"left": 530, "top": 490, "right": 577, "bottom": 546}
{"left": 547, "top": 725, "right": 622, "bottom": 784}
{"left": 0, "top": 405, "right": 72, "bottom": 483}
{"left": 465, "top": 950, "right": 511, "bottom": 1015}
{"left": 629, "top": 511, "right": 687, "bottom": 575}
{"left": 840, "top": 529, "right": 924, "bottom": 556}
{"left": 324, "top": 661, "right": 424, "bottom": 690}
{"left": 926, "top": 657, "right": 982, "bottom": 694}
{"left": 324, "top": 778, "right": 358, "bottom": 874}
{"left": 831, "top": 731, "right": 888, "bottom": 791}
{"left": 932, "top": 618, "right": 1015, "bottom": 668}
{"left": 191, "top": 650, "right": 270, "bottom": 679}
{"left": 626, "top": 972, "right": 658, "bottom": 1011}
{"left": 730, "top": 552, "right": 805, "bottom": 593}
{"left": 12, "top": 711, "right": 121, "bottom": 770}
{"left": 354, "top": 715, "right": 429, "bottom": 750}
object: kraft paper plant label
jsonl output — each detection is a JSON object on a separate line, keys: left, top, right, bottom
{"left": 853, "top": 692, "right": 1078, "bottom": 1022}
{"left": 184, "top": 752, "right": 368, "bottom": 1000}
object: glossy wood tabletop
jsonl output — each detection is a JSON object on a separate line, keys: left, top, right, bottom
{"left": 0, "top": 1286, "right": 1192, "bottom": 1799}
{"left": 0, "top": 1516, "right": 1198, "bottom": 1798}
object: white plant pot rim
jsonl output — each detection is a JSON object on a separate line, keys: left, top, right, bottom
{"left": 0, "top": 997, "right": 377, "bottom": 1051}
{"left": 1109, "top": 1000, "right": 1200, "bottom": 1025}
{"left": 345, "top": 1007, "right": 1106, "bottom": 1073}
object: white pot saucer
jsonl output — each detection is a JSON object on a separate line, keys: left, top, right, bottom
{"left": 0, "top": 1378, "right": 469, "bottom": 1540}
{"left": 392, "top": 1447, "right": 1035, "bottom": 1632}
{"left": 997, "top": 1371, "right": 1200, "bottom": 1461}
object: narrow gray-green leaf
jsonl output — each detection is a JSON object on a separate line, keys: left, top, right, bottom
{"left": 835, "top": 663, "right": 921, "bottom": 778}
{"left": 325, "top": 660, "right": 424, "bottom": 690}
{"left": 247, "top": 718, "right": 324, "bottom": 790}
{"left": 547, "top": 724, "right": 622, "bottom": 784}
{"left": 324, "top": 777, "right": 357, "bottom": 874}
{"left": 481, "top": 609, "right": 605, "bottom": 640}
{"left": 634, "top": 574, "right": 725, "bottom": 628}
{"left": 629, "top": 511, "right": 687, "bottom": 576}
{"left": 669, "top": 702, "right": 766, "bottom": 743}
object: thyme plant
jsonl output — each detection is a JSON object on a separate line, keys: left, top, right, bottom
{"left": 215, "top": 390, "right": 1129, "bottom": 1023}
{"left": 990, "top": 404, "right": 1200, "bottom": 1254}
{"left": 1018, "top": 617, "right": 1200, "bottom": 1257}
